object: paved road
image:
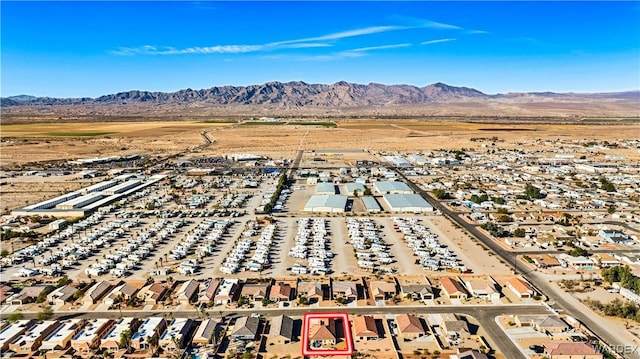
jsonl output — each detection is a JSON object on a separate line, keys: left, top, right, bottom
{"left": 395, "top": 169, "right": 637, "bottom": 359}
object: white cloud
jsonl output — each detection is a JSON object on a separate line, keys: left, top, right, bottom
{"left": 420, "top": 38, "right": 457, "bottom": 45}
{"left": 112, "top": 19, "right": 461, "bottom": 57}
{"left": 468, "top": 29, "right": 489, "bottom": 35}
{"left": 348, "top": 43, "right": 412, "bottom": 52}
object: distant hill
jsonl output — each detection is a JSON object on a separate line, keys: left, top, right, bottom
{"left": 2, "top": 81, "right": 638, "bottom": 117}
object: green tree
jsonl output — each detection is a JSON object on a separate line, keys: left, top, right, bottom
{"left": 6, "top": 312, "right": 23, "bottom": 322}
{"left": 433, "top": 189, "right": 451, "bottom": 200}
{"left": 36, "top": 305, "right": 54, "bottom": 320}
{"left": 119, "top": 329, "right": 133, "bottom": 350}
{"left": 492, "top": 197, "right": 505, "bottom": 205}
{"left": 36, "top": 290, "right": 49, "bottom": 304}
{"left": 0, "top": 249, "right": 9, "bottom": 258}
{"left": 524, "top": 183, "right": 545, "bottom": 199}
{"left": 363, "top": 187, "right": 372, "bottom": 196}
{"left": 56, "top": 275, "right": 71, "bottom": 287}
{"left": 568, "top": 247, "right": 588, "bottom": 257}
{"left": 600, "top": 177, "right": 616, "bottom": 192}
{"left": 513, "top": 228, "right": 526, "bottom": 238}
{"left": 607, "top": 205, "right": 617, "bottom": 214}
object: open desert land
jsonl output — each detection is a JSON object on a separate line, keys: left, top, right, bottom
{"left": 2, "top": 120, "right": 640, "bottom": 168}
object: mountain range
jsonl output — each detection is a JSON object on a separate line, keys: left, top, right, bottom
{"left": 2, "top": 81, "right": 639, "bottom": 117}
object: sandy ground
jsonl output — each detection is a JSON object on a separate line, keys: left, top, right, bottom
{"left": 3, "top": 121, "right": 639, "bottom": 168}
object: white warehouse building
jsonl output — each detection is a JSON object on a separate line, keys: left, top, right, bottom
{"left": 383, "top": 194, "right": 433, "bottom": 213}
{"left": 56, "top": 192, "right": 105, "bottom": 210}
{"left": 303, "top": 195, "right": 348, "bottom": 213}
{"left": 374, "top": 181, "right": 413, "bottom": 194}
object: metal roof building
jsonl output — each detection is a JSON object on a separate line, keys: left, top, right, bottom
{"left": 344, "top": 183, "right": 366, "bottom": 194}
{"left": 383, "top": 194, "right": 433, "bottom": 213}
{"left": 316, "top": 182, "right": 337, "bottom": 195}
{"left": 374, "top": 181, "right": 414, "bottom": 194}
{"left": 361, "top": 196, "right": 381, "bottom": 213}
{"left": 303, "top": 195, "right": 348, "bottom": 213}
{"left": 384, "top": 155, "right": 412, "bottom": 167}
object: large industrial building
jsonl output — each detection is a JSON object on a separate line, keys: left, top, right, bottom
{"left": 382, "top": 194, "right": 433, "bottom": 213}
{"left": 316, "top": 183, "right": 337, "bottom": 195}
{"left": 303, "top": 195, "right": 348, "bottom": 213}
{"left": 12, "top": 175, "right": 165, "bottom": 218}
{"left": 361, "top": 196, "right": 382, "bottom": 213}
{"left": 384, "top": 155, "right": 412, "bottom": 167}
{"left": 374, "top": 181, "right": 414, "bottom": 194}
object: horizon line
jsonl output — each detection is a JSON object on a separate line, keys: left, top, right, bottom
{"left": 3, "top": 80, "right": 640, "bottom": 99}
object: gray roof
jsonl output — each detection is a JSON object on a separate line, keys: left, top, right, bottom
{"left": 401, "top": 284, "right": 433, "bottom": 295}
{"left": 317, "top": 183, "right": 337, "bottom": 194}
{"left": 374, "top": 181, "right": 413, "bottom": 193}
{"left": 383, "top": 194, "right": 433, "bottom": 210}
{"left": 345, "top": 183, "right": 365, "bottom": 193}
{"left": 304, "top": 195, "right": 347, "bottom": 211}
{"left": 361, "top": 196, "right": 381, "bottom": 211}
{"left": 269, "top": 315, "right": 294, "bottom": 340}
{"left": 231, "top": 316, "right": 260, "bottom": 338}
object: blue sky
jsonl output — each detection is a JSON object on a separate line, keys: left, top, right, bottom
{"left": 2, "top": 1, "right": 639, "bottom": 97}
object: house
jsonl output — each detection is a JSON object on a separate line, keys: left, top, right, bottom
{"left": 395, "top": 314, "right": 426, "bottom": 340}
{"left": 533, "top": 254, "right": 561, "bottom": 268}
{"left": 231, "top": 316, "right": 260, "bottom": 340}
{"left": 131, "top": 317, "right": 167, "bottom": 350}
{"left": 352, "top": 315, "right": 380, "bottom": 341}
{"left": 297, "top": 281, "right": 323, "bottom": 303}
{"left": 400, "top": 282, "right": 434, "bottom": 301}
{"left": 595, "top": 253, "right": 621, "bottom": 268}
{"left": 515, "top": 316, "right": 569, "bottom": 334}
{"left": 267, "top": 315, "right": 295, "bottom": 345}
{"left": 269, "top": 283, "right": 293, "bottom": 302}
{"left": 70, "top": 319, "right": 114, "bottom": 358}
{"left": 8, "top": 285, "right": 53, "bottom": 305}
{"left": 192, "top": 319, "right": 219, "bottom": 346}
{"left": 47, "top": 285, "right": 78, "bottom": 306}
{"left": 463, "top": 278, "right": 501, "bottom": 301}
{"left": 40, "top": 319, "right": 85, "bottom": 351}
{"left": 174, "top": 280, "right": 200, "bottom": 305}
{"left": 214, "top": 279, "right": 239, "bottom": 305}
{"left": 159, "top": 318, "right": 193, "bottom": 353}
{"left": 103, "top": 283, "right": 140, "bottom": 307}
{"left": 8, "top": 321, "right": 60, "bottom": 354}
{"left": 599, "top": 229, "right": 633, "bottom": 245}
{"left": 543, "top": 342, "right": 603, "bottom": 359}
{"left": 369, "top": 280, "right": 397, "bottom": 300}
{"left": 83, "top": 281, "right": 112, "bottom": 305}
{"left": 506, "top": 277, "right": 538, "bottom": 298}
{"left": 0, "top": 285, "right": 14, "bottom": 304}
{"left": 199, "top": 278, "right": 220, "bottom": 304}
{"left": 440, "top": 277, "right": 469, "bottom": 300}
{"left": 240, "top": 283, "right": 269, "bottom": 302}
{"left": 562, "top": 255, "right": 596, "bottom": 269}
{"left": 0, "top": 320, "right": 35, "bottom": 352}
{"left": 308, "top": 319, "right": 336, "bottom": 348}
{"left": 100, "top": 318, "right": 140, "bottom": 353}
{"left": 138, "top": 282, "right": 169, "bottom": 305}
{"left": 332, "top": 280, "right": 358, "bottom": 301}
{"left": 442, "top": 320, "right": 470, "bottom": 341}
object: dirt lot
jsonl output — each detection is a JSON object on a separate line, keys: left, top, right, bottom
{"left": 2, "top": 121, "right": 639, "bottom": 167}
